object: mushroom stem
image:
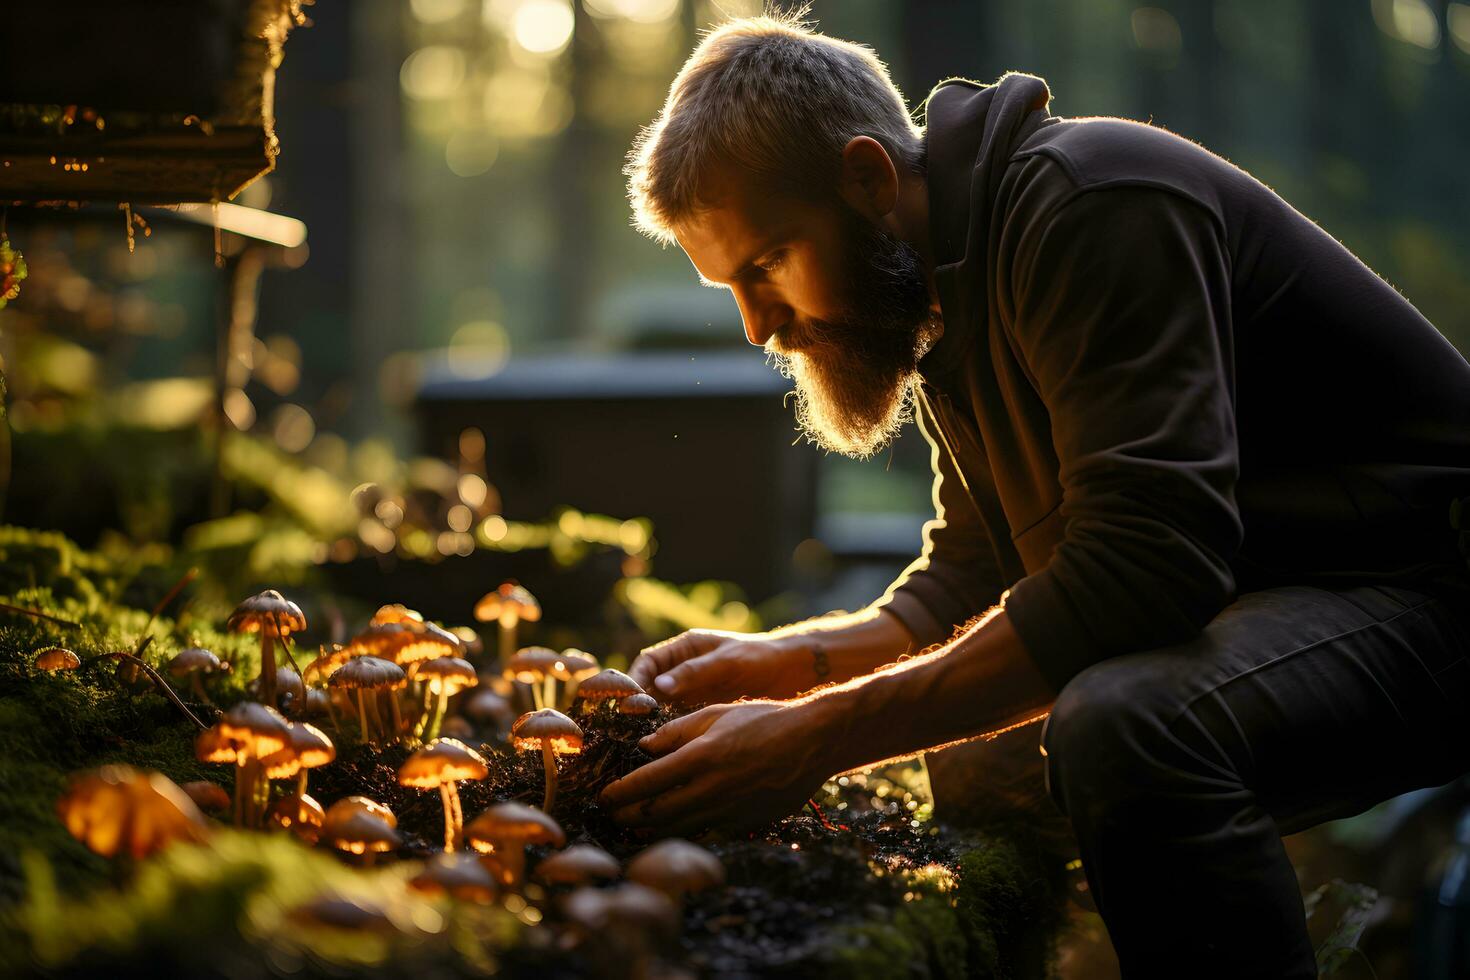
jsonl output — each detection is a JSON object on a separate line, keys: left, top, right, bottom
{"left": 355, "top": 689, "right": 370, "bottom": 743}
{"left": 388, "top": 692, "right": 405, "bottom": 742}
{"left": 367, "top": 691, "right": 386, "bottom": 740}
{"left": 190, "top": 673, "right": 212, "bottom": 705}
{"left": 503, "top": 845, "right": 526, "bottom": 891}
{"left": 440, "top": 783, "right": 455, "bottom": 852}
{"left": 425, "top": 688, "right": 450, "bottom": 742}
{"left": 414, "top": 685, "right": 435, "bottom": 740}
{"left": 543, "top": 675, "right": 557, "bottom": 713}
{"left": 530, "top": 681, "right": 545, "bottom": 711}
{"left": 498, "top": 624, "right": 515, "bottom": 667}
{"left": 233, "top": 756, "right": 247, "bottom": 827}
{"left": 297, "top": 771, "right": 309, "bottom": 797}
{"left": 449, "top": 781, "right": 463, "bottom": 847}
{"left": 324, "top": 689, "right": 340, "bottom": 730}
{"left": 541, "top": 742, "right": 558, "bottom": 813}
{"left": 260, "top": 631, "right": 278, "bottom": 709}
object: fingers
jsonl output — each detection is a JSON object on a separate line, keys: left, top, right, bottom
{"left": 651, "top": 651, "right": 739, "bottom": 702}
{"left": 609, "top": 774, "right": 722, "bottom": 829}
{"left": 598, "top": 744, "right": 706, "bottom": 809}
{"left": 628, "top": 631, "right": 719, "bottom": 688}
{"left": 637, "top": 704, "right": 725, "bottom": 756}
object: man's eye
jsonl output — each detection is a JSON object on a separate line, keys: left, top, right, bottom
{"left": 758, "top": 251, "right": 786, "bottom": 273}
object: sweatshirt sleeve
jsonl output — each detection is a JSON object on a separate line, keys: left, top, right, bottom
{"left": 998, "top": 185, "right": 1244, "bottom": 692}
{"left": 875, "top": 386, "right": 1009, "bottom": 649}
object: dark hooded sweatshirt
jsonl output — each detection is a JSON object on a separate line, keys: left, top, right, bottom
{"left": 876, "top": 72, "right": 1470, "bottom": 696}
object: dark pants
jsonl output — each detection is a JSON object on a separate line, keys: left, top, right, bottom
{"left": 1040, "top": 578, "right": 1470, "bottom": 979}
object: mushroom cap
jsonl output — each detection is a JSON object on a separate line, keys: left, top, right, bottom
{"left": 255, "top": 666, "right": 306, "bottom": 706}
{"left": 398, "top": 738, "right": 489, "bottom": 788}
{"left": 549, "top": 649, "right": 601, "bottom": 682}
{"left": 194, "top": 726, "right": 239, "bottom": 764}
{"left": 503, "top": 646, "right": 562, "bottom": 683}
{"left": 347, "top": 622, "right": 419, "bottom": 660}
{"left": 563, "top": 882, "right": 678, "bottom": 939}
{"left": 227, "top": 589, "right": 307, "bottom": 635}
{"left": 262, "top": 721, "right": 336, "bottom": 778}
{"left": 33, "top": 647, "right": 81, "bottom": 672}
{"left": 574, "top": 668, "right": 644, "bottom": 702}
{"left": 409, "top": 853, "right": 500, "bottom": 903}
{"left": 619, "top": 692, "right": 659, "bottom": 717}
{"left": 465, "top": 801, "right": 565, "bottom": 852}
{"left": 267, "top": 793, "right": 326, "bottom": 841}
{"left": 57, "top": 765, "right": 207, "bottom": 860}
{"left": 167, "top": 647, "right": 222, "bottom": 677}
{"left": 215, "top": 701, "right": 291, "bottom": 756}
{"left": 291, "top": 895, "right": 396, "bottom": 932}
{"left": 304, "top": 644, "right": 355, "bottom": 684}
{"left": 450, "top": 626, "right": 483, "bottom": 657}
{"left": 510, "top": 709, "right": 584, "bottom": 754}
{"left": 461, "top": 688, "right": 515, "bottom": 727}
{"left": 324, "top": 795, "right": 397, "bottom": 830}
{"left": 304, "top": 688, "right": 331, "bottom": 716}
{"left": 474, "top": 582, "right": 541, "bottom": 626}
{"left": 390, "top": 623, "right": 464, "bottom": 667}
{"left": 328, "top": 655, "right": 406, "bottom": 690}
{"left": 369, "top": 603, "right": 423, "bottom": 627}
{"left": 179, "top": 780, "right": 232, "bottom": 812}
{"left": 535, "top": 844, "right": 621, "bottom": 885}
{"left": 441, "top": 715, "right": 476, "bottom": 740}
{"left": 626, "top": 839, "right": 725, "bottom": 897}
{"left": 411, "top": 656, "right": 478, "bottom": 694}
{"left": 324, "top": 811, "right": 401, "bottom": 854}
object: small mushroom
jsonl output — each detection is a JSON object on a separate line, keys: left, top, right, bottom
{"left": 33, "top": 647, "right": 81, "bottom": 673}
{"left": 196, "top": 701, "right": 291, "bottom": 827}
{"left": 462, "top": 688, "right": 515, "bottom": 734}
{"left": 167, "top": 647, "right": 225, "bottom": 703}
{"left": 562, "top": 882, "right": 679, "bottom": 975}
{"left": 324, "top": 811, "right": 401, "bottom": 864}
{"left": 546, "top": 649, "right": 601, "bottom": 711}
{"left": 328, "top": 656, "right": 405, "bottom": 744}
{"left": 228, "top": 589, "right": 308, "bottom": 710}
{"left": 509, "top": 709, "right": 583, "bottom": 813}
{"left": 504, "top": 646, "right": 563, "bottom": 710}
{"left": 57, "top": 765, "right": 207, "bottom": 860}
{"left": 619, "top": 692, "right": 659, "bottom": 717}
{"left": 573, "top": 668, "right": 645, "bottom": 715}
{"left": 261, "top": 721, "right": 336, "bottom": 797}
{"left": 409, "top": 852, "right": 500, "bottom": 903}
{"left": 324, "top": 795, "right": 397, "bottom": 830}
{"left": 412, "top": 656, "right": 478, "bottom": 742}
{"left": 389, "top": 622, "right": 463, "bottom": 671}
{"left": 179, "top": 780, "right": 232, "bottom": 814}
{"left": 370, "top": 603, "right": 424, "bottom": 627}
{"left": 535, "top": 844, "right": 621, "bottom": 886}
{"left": 398, "top": 738, "right": 489, "bottom": 852}
{"left": 626, "top": 839, "right": 725, "bottom": 907}
{"left": 441, "top": 715, "right": 476, "bottom": 740}
{"left": 266, "top": 792, "right": 326, "bottom": 843}
{"left": 465, "top": 801, "right": 564, "bottom": 890}
{"left": 474, "top": 582, "right": 541, "bottom": 664}
{"left": 450, "top": 626, "right": 483, "bottom": 658}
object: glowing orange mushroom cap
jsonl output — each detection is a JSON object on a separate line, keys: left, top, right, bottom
{"left": 412, "top": 656, "right": 478, "bottom": 695}
{"left": 503, "top": 646, "right": 562, "bottom": 683}
{"left": 328, "top": 655, "right": 406, "bottom": 691}
{"left": 574, "top": 668, "right": 645, "bottom": 704}
{"left": 465, "top": 801, "right": 565, "bottom": 853}
{"left": 227, "top": 589, "right": 307, "bottom": 636}
{"left": 510, "top": 709, "right": 583, "bottom": 754}
{"left": 398, "top": 738, "right": 489, "bottom": 788}
{"left": 474, "top": 582, "right": 541, "bottom": 627}
{"left": 324, "top": 811, "right": 401, "bottom": 855}
{"left": 535, "top": 844, "right": 621, "bottom": 885}
{"left": 369, "top": 603, "right": 424, "bottom": 627}
{"left": 57, "top": 765, "right": 207, "bottom": 860}
{"left": 214, "top": 701, "right": 291, "bottom": 757}
{"left": 409, "top": 853, "right": 500, "bottom": 903}
{"left": 33, "top": 647, "right": 81, "bottom": 672}
{"left": 324, "top": 795, "right": 397, "bottom": 830}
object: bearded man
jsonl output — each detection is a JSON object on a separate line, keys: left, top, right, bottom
{"left": 597, "top": 13, "right": 1470, "bottom": 978}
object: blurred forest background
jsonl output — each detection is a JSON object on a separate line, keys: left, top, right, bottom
{"left": 3, "top": 0, "right": 1469, "bottom": 633}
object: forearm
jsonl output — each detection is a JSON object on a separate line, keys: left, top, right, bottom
{"left": 792, "top": 606, "right": 1056, "bottom": 775}
{"left": 764, "top": 606, "right": 918, "bottom": 688}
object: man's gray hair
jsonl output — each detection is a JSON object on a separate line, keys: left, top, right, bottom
{"left": 626, "top": 10, "right": 924, "bottom": 245}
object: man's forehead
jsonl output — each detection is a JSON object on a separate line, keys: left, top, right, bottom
{"left": 675, "top": 188, "right": 805, "bottom": 285}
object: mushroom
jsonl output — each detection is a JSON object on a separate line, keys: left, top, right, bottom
{"left": 370, "top": 603, "right": 423, "bottom": 627}
{"left": 509, "top": 709, "right": 583, "bottom": 812}
{"left": 323, "top": 811, "right": 401, "bottom": 864}
{"left": 328, "top": 656, "right": 405, "bottom": 744}
{"left": 266, "top": 792, "right": 326, "bottom": 843}
{"left": 547, "top": 649, "right": 601, "bottom": 711}
{"left": 412, "top": 656, "right": 478, "bottom": 742}
{"left": 573, "top": 668, "right": 645, "bottom": 716}
{"left": 535, "top": 844, "right": 621, "bottom": 886}
{"left": 324, "top": 795, "right": 397, "bottom": 830}
{"left": 474, "top": 582, "right": 541, "bottom": 665}
{"left": 389, "top": 622, "right": 463, "bottom": 671}
{"left": 462, "top": 688, "right": 516, "bottom": 735}
{"left": 409, "top": 852, "right": 500, "bottom": 903}
{"left": 450, "top": 626, "right": 483, "bottom": 658}
{"left": 398, "top": 738, "right": 489, "bottom": 852}
{"left": 167, "top": 647, "right": 225, "bottom": 703}
{"left": 619, "top": 692, "right": 659, "bottom": 717}
{"left": 57, "top": 765, "right": 207, "bottom": 860}
{"left": 261, "top": 721, "right": 336, "bottom": 798}
{"left": 440, "top": 715, "right": 476, "bottom": 740}
{"left": 196, "top": 701, "right": 291, "bottom": 827}
{"left": 562, "top": 882, "right": 679, "bottom": 976}
{"left": 504, "top": 646, "right": 564, "bottom": 710}
{"left": 228, "top": 589, "right": 308, "bottom": 710}
{"left": 465, "top": 801, "right": 564, "bottom": 890}
{"left": 33, "top": 647, "right": 81, "bottom": 672}
{"left": 179, "top": 780, "right": 232, "bottom": 815}
{"left": 626, "top": 839, "right": 725, "bottom": 907}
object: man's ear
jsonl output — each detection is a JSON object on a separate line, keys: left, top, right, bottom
{"left": 838, "top": 136, "right": 900, "bottom": 219}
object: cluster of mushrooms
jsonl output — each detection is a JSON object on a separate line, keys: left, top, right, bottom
{"left": 47, "top": 582, "right": 726, "bottom": 974}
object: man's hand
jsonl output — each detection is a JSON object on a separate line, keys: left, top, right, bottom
{"left": 628, "top": 630, "right": 818, "bottom": 705}
{"left": 598, "top": 700, "right": 832, "bottom": 837}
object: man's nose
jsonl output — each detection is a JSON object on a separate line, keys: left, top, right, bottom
{"left": 735, "top": 293, "right": 788, "bottom": 348}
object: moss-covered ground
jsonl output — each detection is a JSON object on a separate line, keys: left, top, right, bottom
{"left": 0, "top": 526, "right": 1066, "bottom": 978}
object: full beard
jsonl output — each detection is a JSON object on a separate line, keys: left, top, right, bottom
{"left": 767, "top": 205, "right": 938, "bottom": 460}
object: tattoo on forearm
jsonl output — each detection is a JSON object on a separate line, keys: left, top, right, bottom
{"left": 812, "top": 642, "right": 830, "bottom": 681}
